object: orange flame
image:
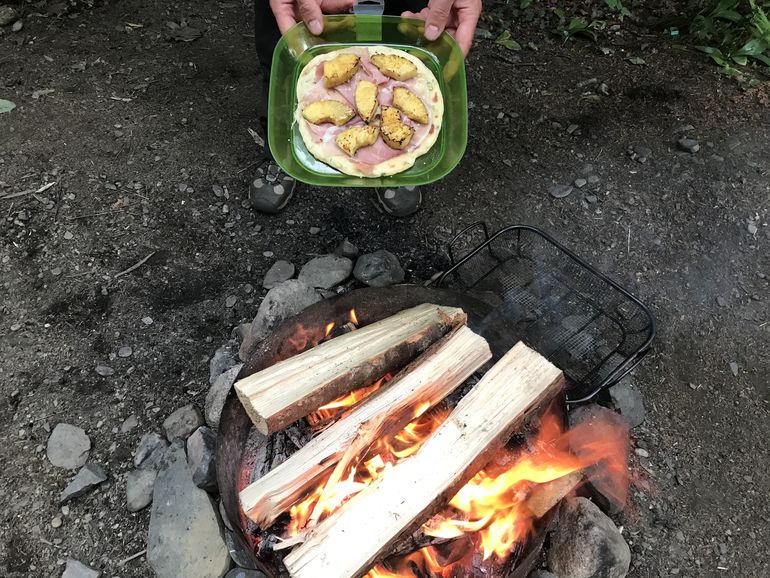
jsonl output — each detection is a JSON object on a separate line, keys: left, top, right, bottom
{"left": 287, "top": 406, "right": 448, "bottom": 537}
{"left": 349, "top": 308, "right": 359, "bottom": 326}
{"left": 362, "top": 407, "right": 629, "bottom": 577}
{"left": 324, "top": 322, "right": 336, "bottom": 338}
{"left": 306, "top": 374, "right": 392, "bottom": 427}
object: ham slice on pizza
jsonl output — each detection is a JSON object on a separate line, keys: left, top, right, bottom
{"left": 295, "top": 46, "right": 444, "bottom": 178}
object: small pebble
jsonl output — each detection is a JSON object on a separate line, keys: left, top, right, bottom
{"left": 585, "top": 194, "right": 598, "bottom": 204}
{"left": 61, "top": 505, "right": 70, "bottom": 515}
{"left": 677, "top": 137, "right": 700, "bottom": 153}
{"left": 51, "top": 267, "right": 62, "bottom": 276}
{"left": 549, "top": 184, "right": 573, "bottom": 199}
{"left": 117, "top": 346, "right": 133, "bottom": 358}
{"left": 95, "top": 365, "right": 114, "bottom": 377}
{"left": 588, "top": 175, "right": 600, "bottom": 184}
{"left": 729, "top": 362, "right": 739, "bottom": 377}
{"left": 747, "top": 223, "right": 758, "bottom": 235}
{"left": 225, "top": 295, "right": 238, "bottom": 308}
{"left": 51, "top": 515, "right": 63, "bottom": 528}
{"left": 141, "top": 316, "right": 154, "bottom": 325}
{"left": 309, "top": 226, "right": 321, "bottom": 235}
{"left": 716, "top": 296, "right": 727, "bottom": 307}
{"left": 212, "top": 184, "right": 224, "bottom": 197}
{"left": 574, "top": 178, "right": 587, "bottom": 188}
{"left": 243, "top": 283, "right": 254, "bottom": 294}
{"left": 263, "top": 251, "right": 274, "bottom": 258}
{"left": 63, "top": 231, "right": 74, "bottom": 240}
{"left": 635, "top": 448, "right": 650, "bottom": 458}
{"left": 10, "top": 322, "right": 22, "bottom": 332}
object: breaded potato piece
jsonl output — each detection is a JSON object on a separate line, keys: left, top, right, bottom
{"left": 355, "top": 80, "right": 378, "bottom": 123}
{"left": 380, "top": 106, "right": 414, "bottom": 150}
{"left": 392, "top": 87, "right": 428, "bottom": 124}
{"left": 302, "top": 100, "right": 356, "bottom": 126}
{"left": 370, "top": 53, "right": 418, "bottom": 81}
{"left": 335, "top": 125, "right": 379, "bottom": 156}
{"left": 324, "top": 54, "right": 360, "bottom": 88}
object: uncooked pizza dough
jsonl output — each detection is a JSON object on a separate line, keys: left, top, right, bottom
{"left": 295, "top": 46, "right": 444, "bottom": 178}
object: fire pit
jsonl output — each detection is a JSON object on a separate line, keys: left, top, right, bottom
{"left": 217, "top": 225, "right": 655, "bottom": 578}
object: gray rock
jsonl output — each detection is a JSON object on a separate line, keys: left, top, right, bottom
{"left": 585, "top": 194, "right": 598, "bottom": 204}
{"left": 334, "top": 238, "right": 360, "bottom": 259}
{"left": 134, "top": 432, "right": 169, "bottom": 469}
{"left": 60, "top": 463, "right": 107, "bottom": 503}
{"left": 574, "top": 178, "right": 587, "bottom": 188}
{"left": 298, "top": 254, "right": 353, "bottom": 289}
{"left": 547, "top": 497, "right": 630, "bottom": 578}
{"left": 549, "top": 184, "right": 573, "bottom": 199}
{"left": 47, "top": 423, "right": 91, "bottom": 469}
{"left": 568, "top": 404, "right": 630, "bottom": 514}
{"left": 224, "top": 528, "right": 258, "bottom": 569}
{"left": 0, "top": 6, "right": 18, "bottom": 27}
{"left": 120, "top": 415, "right": 138, "bottom": 433}
{"left": 225, "top": 569, "right": 267, "bottom": 578}
{"left": 126, "top": 467, "right": 157, "bottom": 512}
{"left": 95, "top": 364, "right": 114, "bottom": 377}
{"left": 209, "top": 343, "right": 238, "bottom": 385}
{"left": 608, "top": 380, "right": 646, "bottom": 428}
{"left": 188, "top": 427, "right": 218, "bottom": 492}
{"left": 225, "top": 295, "right": 238, "bottom": 308}
{"left": 263, "top": 260, "right": 295, "bottom": 289}
{"left": 163, "top": 404, "right": 204, "bottom": 441}
{"left": 117, "top": 346, "right": 133, "bottom": 358}
{"left": 147, "top": 442, "right": 231, "bottom": 578}
{"left": 677, "top": 137, "right": 700, "bottom": 153}
{"left": 529, "top": 571, "right": 559, "bottom": 578}
{"left": 628, "top": 145, "right": 652, "bottom": 163}
{"left": 588, "top": 175, "right": 600, "bottom": 184}
{"left": 62, "top": 558, "right": 101, "bottom": 578}
{"left": 353, "top": 251, "right": 405, "bottom": 287}
{"left": 205, "top": 364, "right": 242, "bottom": 430}
{"left": 729, "top": 361, "right": 739, "bottom": 376}
{"left": 634, "top": 447, "right": 649, "bottom": 458}
{"left": 243, "top": 279, "right": 321, "bottom": 347}
{"left": 309, "top": 226, "right": 321, "bottom": 235}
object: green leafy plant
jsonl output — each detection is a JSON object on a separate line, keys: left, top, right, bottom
{"left": 691, "top": 0, "right": 770, "bottom": 75}
{"left": 604, "top": 0, "right": 631, "bottom": 21}
{"left": 496, "top": 29, "right": 522, "bottom": 50}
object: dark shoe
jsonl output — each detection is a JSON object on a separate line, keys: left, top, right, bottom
{"left": 375, "top": 186, "right": 422, "bottom": 217}
{"left": 249, "top": 160, "right": 296, "bottom": 214}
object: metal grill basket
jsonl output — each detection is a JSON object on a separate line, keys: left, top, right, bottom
{"left": 437, "top": 224, "right": 656, "bottom": 403}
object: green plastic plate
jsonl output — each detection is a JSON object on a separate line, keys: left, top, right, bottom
{"left": 268, "top": 15, "right": 467, "bottom": 188}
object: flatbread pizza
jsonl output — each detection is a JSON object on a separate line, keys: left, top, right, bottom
{"left": 295, "top": 46, "right": 444, "bottom": 177}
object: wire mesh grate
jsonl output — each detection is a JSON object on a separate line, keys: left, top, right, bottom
{"left": 437, "top": 224, "right": 655, "bottom": 402}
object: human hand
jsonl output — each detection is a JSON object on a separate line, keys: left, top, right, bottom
{"left": 269, "top": 0, "right": 355, "bottom": 35}
{"left": 402, "top": 0, "right": 482, "bottom": 56}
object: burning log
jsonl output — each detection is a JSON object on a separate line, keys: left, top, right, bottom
{"left": 235, "top": 303, "right": 466, "bottom": 435}
{"left": 283, "top": 342, "right": 565, "bottom": 578}
{"left": 240, "top": 325, "right": 492, "bottom": 528}
{"left": 524, "top": 470, "right": 583, "bottom": 518}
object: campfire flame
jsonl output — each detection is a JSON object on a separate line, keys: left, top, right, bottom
{"left": 287, "top": 400, "right": 628, "bottom": 577}
{"left": 288, "top": 406, "right": 449, "bottom": 536}
{"left": 364, "top": 408, "right": 629, "bottom": 577}
{"left": 306, "top": 374, "right": 392, "bottom": 427}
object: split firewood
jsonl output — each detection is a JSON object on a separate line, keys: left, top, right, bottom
{"left": 240, "top": 325, "right": 491, "bottom": 528}
{"left": 235, "top": 303, "right": 466, "bottom": 435}
{"left": 283, "top": 342, "right": 565, "bottom": 578}
{"left": 524, "top": 470, "right": 583, "bottom": 518}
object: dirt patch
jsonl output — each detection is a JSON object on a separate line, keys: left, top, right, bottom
{"left": 1, "top": 0, "right": 768, "bottom": 577}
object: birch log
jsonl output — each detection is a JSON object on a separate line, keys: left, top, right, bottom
{"left": 283, "top": 342, "right": 565, "bottom": 578}
{"left": 240, "top": 325, "right": 491, "bottom": 527}
{"left": 235, "top": 303, "right": 466, "bottom": 435}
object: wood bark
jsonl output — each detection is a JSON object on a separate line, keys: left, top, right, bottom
{"left": 240, "top": 325, "right": 491, "bottom": 528}
{"left": 283, "top": 342, "right": 565, "bottom": 578}
{"left": 235, "top": 303, "right": 466, "bottom": 435}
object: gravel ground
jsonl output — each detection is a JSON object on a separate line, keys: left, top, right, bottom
{"left": 1, "top": 0, "right": 768, "bottom": 577}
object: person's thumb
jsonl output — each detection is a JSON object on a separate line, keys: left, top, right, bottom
{"left": 424, "top": 0, "right": 452, "bottom": 41}
{"left": 298, "top": 0, "right": 324, "bottom": 35}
